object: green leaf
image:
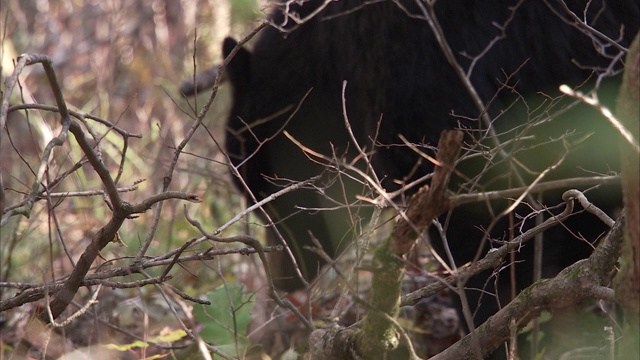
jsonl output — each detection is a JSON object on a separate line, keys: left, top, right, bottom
{"left": 193, "top": 283, "right": 254, "bottom": 356}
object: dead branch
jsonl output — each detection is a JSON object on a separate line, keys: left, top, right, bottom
{"left": 308, "top": 130, "right": 463, "bottom": 359}
{"left": 431, "top": 214, "right": 625, "bottom": 360}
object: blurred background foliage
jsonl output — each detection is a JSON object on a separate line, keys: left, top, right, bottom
{"left": 1, "top": 0, "right": 271, "bottom": 357}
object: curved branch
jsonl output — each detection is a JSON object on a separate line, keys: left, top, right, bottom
{"left": 430, "top": 215, "right": 625, "bottom": 359}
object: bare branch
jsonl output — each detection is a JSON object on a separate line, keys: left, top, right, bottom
{"left": 560, "top": 84, "right": 640, "bottom": 153}
{"left": 430, "top": 214, "right": 625, "bottom": 359}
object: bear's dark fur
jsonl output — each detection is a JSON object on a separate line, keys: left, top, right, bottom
{"left": 216, "top": 0, "right": 638, "bottom": 350}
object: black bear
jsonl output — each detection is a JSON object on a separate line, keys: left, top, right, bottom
{"left": 189, "top": 0, "right": 638, "bottom": 357}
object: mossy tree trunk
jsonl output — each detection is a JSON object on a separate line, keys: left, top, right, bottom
{"left": 615, "top": 32, "right": 640, "bottom": 360}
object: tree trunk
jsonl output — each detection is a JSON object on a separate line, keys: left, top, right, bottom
{"left": 615, "top": 31, "right": 640, "bottom": 360}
